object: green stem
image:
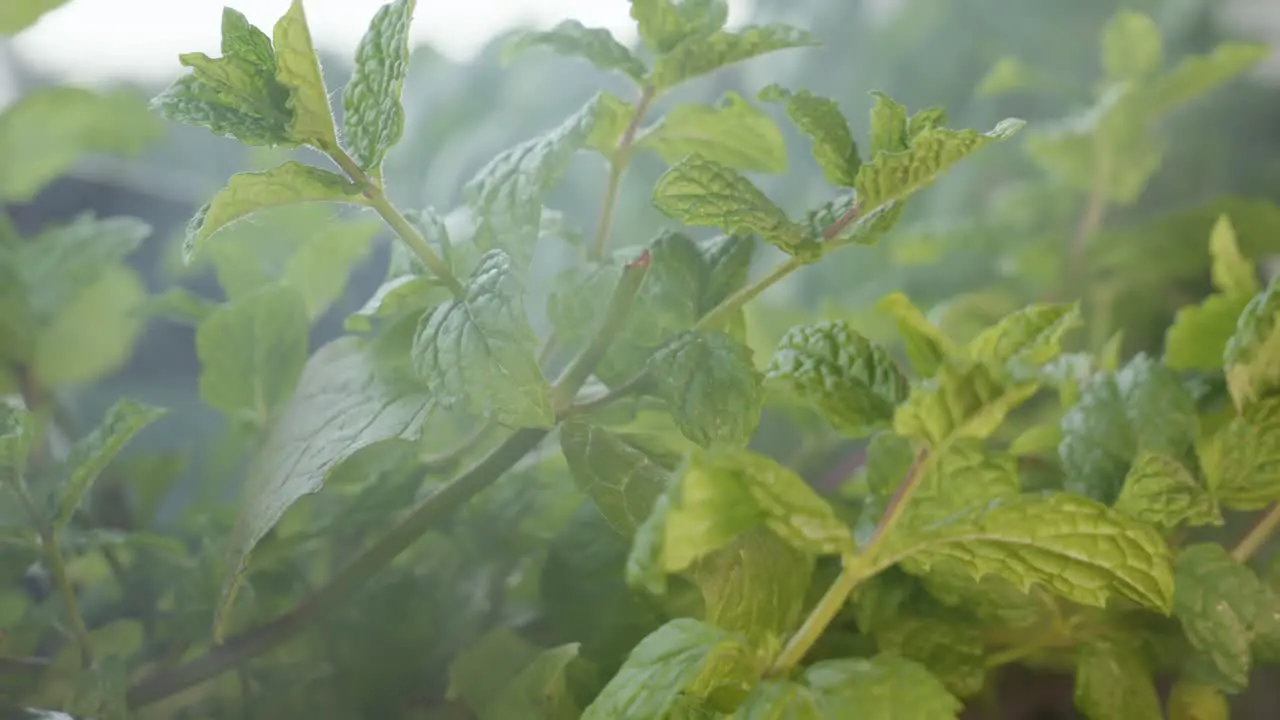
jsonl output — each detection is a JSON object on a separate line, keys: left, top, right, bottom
{"left": 1059, "top": 149, "right": 1109, "bottom": 302}
{"left": 768, "top": 552, "right": 870, "bottom": 674}
{"left": 694, "top": 202, "right": 861, "bottom": 334}
{"left": 564, "top": 372, "right": 651, "bottom": 417}
{"left": 768, "top": 449, "right": 933, "bottom": 675}
{"left": 14, "top": 477, "right": 93, "bottom": 669}
{"left": 696, "top": 255, "right": 806, "bottom": 333}
{"left": 589, "top": 85, "right": 656, "bottom": 262}
{"left": 859, "top": 449, "right": 933, "bottom": 559}
{"left": 419, "top": 421, "right": 498, "bottom": 475}
{"left": 551, "top": 253, "right": 651, "bottom": 411}
{"left": 1232, "top": 502, "right": 1280, "bottom": 563}
{"left": 569, "top": 203, "right": 864, "bottom": 415}
{"left": 126, "top": 250, "right": 651, "bottom": 710}
{"left": 329, "top": 148, "right": 465, "bottom": 298}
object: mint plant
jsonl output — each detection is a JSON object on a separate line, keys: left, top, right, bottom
{"left": 3, "top": 0, "right": 1280, "bottom": 718}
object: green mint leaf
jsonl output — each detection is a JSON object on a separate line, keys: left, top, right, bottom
{"left": 585, "top": 92, "right": 634, "bottom": 158}
{"left": 32, "top": 263, "right": 147, "bottom": 386}
{"left": 1208, "top": 214, "right": 1259, "bottom": 297}
{"left": 860, "top": 431, "right": 918, "bottom": 510}
{"left": 758, "top": 83, "right": 860, "bottom": 186}
{"left": 1008, "top": 422, "right": 1063, "bottom": 458}
{"left": 900, "top": 442, "right": 1021, "bottom": 532}
{"left": 140, "top": 287, "right": 218, "bottom": 327}
{"left": 151, "top": 70, "right": 290, "bottom": 147}
{"left": 1166, "top": 294, "right": 1253, "bottom": 371}
{"left": 911, "top": 557, "right": 1060, "bottom": 632}
{"left": 551, "top": 232, "right": 702, "bottom": 385}
{"left": 542, "top": 504, "right": 666, "bottom": 666}
{"left": 732, "top": 680, "right": 821, "bottom": 719}
{"left": 691, "top": 527, "right": 814, "bottom": 655}
{"left": 817, "top": 192, "right": 897, "bottom": 247}
{"left": 966, "top": 302, "right": 1082, "bottom": 370}
{"left": 638, "top": 91, "right": 786, "bottom": 173}
{"left": 1059, "top": 353, "right": 1198, "bottom": 503}
{"left": 648, "top": 24, "right": 818, "bottom": 92}
{"left": 652, "top": 153, "right": 810, "bottom": 255}
{"left": 1028, "top": 41, "right": 1263, "bottom": 205}
{"left": 1101, "top": 10, "right": 1164, "bottom": 82}
{"left": 802, "top": 655, "right": 962, "bottom": 719}
{"left": 548, "top": 263, "right": 630, "bottom": 371}
{"left": 1142, "top": 42, "right": 1269, "bottom": 118}
{"left": 342, "top": 0, "right": 416, "bottom": 172}
{"left": 152, "top": 9, "right": 293, "bottom": 147}
{"left": 271, "top": 0, "right": 339, "bottom": 148}
{"left": 281, "top": 219, "right": 380, "bottom": 320}
{"left": 0, "top": 87, "right": 161, "bottom": 202}
{"left": 765, "top": 320, "right": 909, "bottom": 437}
{"left": 413, "top": 249, "right": 553, "bottom": 428}
{"left": 893, "top": 360, "right": 1040, "bottom": 446}
{"left": 182, "top": 162, "right": 367, "bottom": 263}
{"left": 875, "top": 292, "right": 955, "bottom": 377}
{"left": 883, "top": 492, "right": 1175, "bottom": 614}
{"left": 854, "top": 115, "right": 1024, "bottom": 211}
{"left": 908, "top": 106, "right": 949, "bottom": 138}
{"left": 867, "top": 92, "right": 909, "bottom": 155}
{"left": 646, "top": 330, "right": 764, "bottom": 448}
{"left": 697, "top": 234, "right": 753, "bottom": 314}
{"left": 1168, "top": 680, "right": 1230, "bottom": 720}
{"left": 1022, "top": 87, "right": 1162, "bottom": 206}
{"left": 1167, "top": 216, "right": 1259, "bottom": 370}
{"left": 345, "top": 275, "right": 446, "bottom": 332}
{"left": 584, "top": 399, "right": 702, "bottom": 470}
{"left": 56, "top": 400, "right": 166, "bottom": 530}
{"left": 629, "top": 0, "right": 727, "bottom": 55}
{"left": 0, "top": 403, "right": 35, "bottom": 480}
{"left": 505, "top": 20, "right": 647, "bottom": 82}
{"left": 0, "top": 0, "right": 73, "bottom": 35}
{"left": 1113, "top": 449, "right": 1221, "bottom": 529}
{"left": 483, "top": 643, "right": 586, "bottom": 720}
{"left": 218, "top": 336, "right": 434, "bottom": 636}
{"left": 869, "top": 613, "right": 986, "bottom": 699}
{"left": 1199, "top": 397, "right": 1280, "bottom": 510}
{"left": 582, "top": 618, "right": 755, "bottom": 720}
{"left": 976, "top": 56, "right": 1035, "bottom": 97}
{"left": 464, "top": 93, "right": 611, "bottom": 267}
{"left": 14, "top": 214, "right": 150, "bottom": 323}
{"left": 631, "top": 448, "right": 853, "bottom": 585}
{"left": 195, "top": 284, "right": 310, "bottom": 428}
{"left": 1073, "top": 637, "right": 1163, "bottom": 720}
{"left": 560, "top": 419, "right": 670, "bottom": 535}
{"left": 1224, "top": 277, "right": 1280, "bottom": 411}
{"left": 1172, "top": 543, "right": 1272, "bottom": 692}
{"left": 448, "top": 628, "right": 543, "bottom": 715}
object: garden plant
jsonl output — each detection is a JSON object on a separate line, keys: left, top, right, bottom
{"left": 2, "top": 0, "right": 1280, "bottom": 718}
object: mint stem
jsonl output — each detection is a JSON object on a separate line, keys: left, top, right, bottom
{"left": 572, "top": 202, "right": 864, "bottom": 413}
{"left": 551, "top": 252, "right": 651, "bottom": 411}
{"left": 328, "top": 148, "right": 466, "bottom": 298}
{"left": 768, "top": 448, "right": 933, "bottom": 675}
{"left": 696, "top": 255, "right": 806, "bottom": 333}
{"left": 589, "top": 85, "right": 656, "bottom": 262}
{"left": 695, "top": 202, "right": 861, "bottom": 333}
{"left": 1231, "top": 501, "right": 1280, "bottom": 563}
{"left": 14, "top": 475, "right": 94, "bottom": 669}
{"left": 768, "top": 551, "right": 870, "bottom": 674}
{"left": 126, "top": 252, "right": 651, "bottom": 709}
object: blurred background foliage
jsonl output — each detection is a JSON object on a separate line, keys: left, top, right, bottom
{"left": 3, "top": 0, "right": 1280, "bottom": 717}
